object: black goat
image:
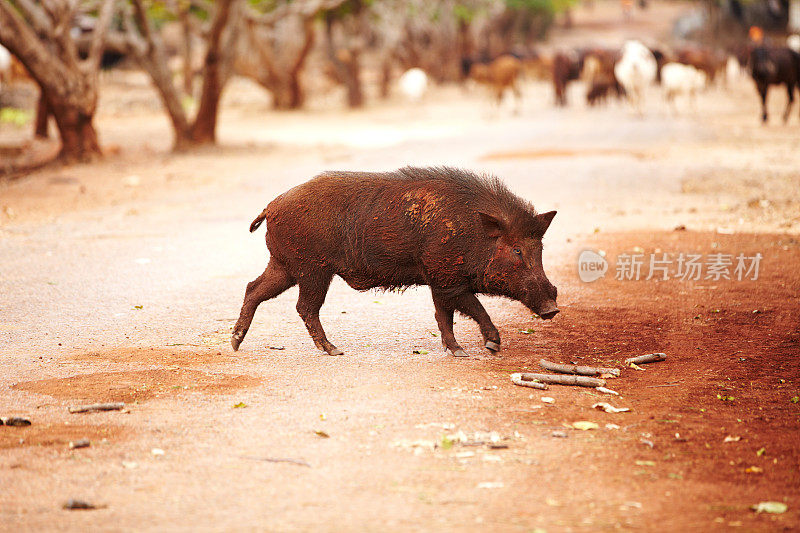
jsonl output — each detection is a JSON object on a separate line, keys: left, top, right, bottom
{"left": 750, "top": 46, "right": 800, "bottom": 123}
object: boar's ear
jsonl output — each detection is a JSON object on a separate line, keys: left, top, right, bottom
{"left": 478, "top": 212, "right": 505, "bottom": 239}
{"left": 532, "top": 211, "right": 557, "bottom": 237}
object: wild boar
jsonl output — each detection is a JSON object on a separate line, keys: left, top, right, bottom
{"left": 232, "top": 166, "right": 558, "bottom": 357}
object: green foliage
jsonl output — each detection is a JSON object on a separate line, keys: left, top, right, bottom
{"left": 0, "top": 108, "right": 33, "bottom": 127}
{"left": 505, "top": 0, "right": 576, "bottom": 15}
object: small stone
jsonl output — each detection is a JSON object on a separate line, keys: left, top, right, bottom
{"left": 63, "top": 499, "right": 97, "bottom": 510}
{"left": 122, "top": 175, "right": 141, "bottom": 187}
{"left": 69, "top": 439, "right": 90, "bottom": 449}
{"left": 151, "top": 448, "right": 165, "bottom": 457}
{"left": 552, "top": 431, "right": 568, "bottom": 438}
{"left": 4, "top": 417, "right": 31, "bottom": 427}
{"left": 541, "top": 397, "right": 555, "bottom": 404}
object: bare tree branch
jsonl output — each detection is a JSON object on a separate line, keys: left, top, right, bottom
{"left": 84, "top": 0, "right": 115, "bottom": 74}
{"left": 13, "top": 0, "right": 54, "bottom": 35}
{"left": 127, "top": 0, "right": 192, "bottom": 138}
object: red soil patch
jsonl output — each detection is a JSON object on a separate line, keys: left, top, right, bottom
{"left": 486, "top": 230, "right": 800, "bottom": 528}
{"left": 69, "top": 347, "right": 233, "bottom": 366}
{"left": 12, "top": 368, "right": 261, "bottom": 404}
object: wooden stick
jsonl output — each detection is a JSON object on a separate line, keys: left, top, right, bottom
{"left": 511, "top": 373, "right": 549, "bottom": 390}
{"left": 539, "top": 359, "right": 620, "bottom": 377}
{"left": 240, "top": 455, "right": 311, "bottom": 467}
{"left": 68, "top": 402, "right": 125, "bottom": 414}
{"left": 624, "top": 353, "right": 666, "bottom": 365}
{"left": 520, "top": 373, "right": 606, "bottom": 388}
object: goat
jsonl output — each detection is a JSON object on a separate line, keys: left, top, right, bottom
{"left": 0, "top": 44, "right": 11, "bottom": 91}
{"left": 464, "top": 54, "right": 523, "bottom": 112}
{"left": 788, "top": 34, "right": 800, "bottom": 53}
{"left": 675, "top": 46, "right": 724, "bottom": 85}
{"left": 661, "top": 62, "right": 706, "bottom": 111}
{"left": 552, "top": 51, "right": 582, "bottom": 106}
{"left": 397, "top": 68, "right": 428, "bottom": 102}
{"left": 581, "top": 48, "right": 625, "bottom": 106}
{"left": 614, "top": 40, "right": 657, "bottom": 114}
{"left": 749, "top": 46, "right": 800, "bottom": 123}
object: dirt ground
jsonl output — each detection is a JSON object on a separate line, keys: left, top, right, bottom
{"left": 2, "top": 2, "right": 800, "bottom": 531}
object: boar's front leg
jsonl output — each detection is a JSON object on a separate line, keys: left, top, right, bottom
{"left": 430, "top": 291, "right": 468, "bottom": 358}
{"left": 296, "top": 270, "right": 343, "bottom": 356}
{"left": 232, "top": 259, "right": 296, "bottom": 351}
{"left": 453, "top": 293, "right": 502, "bottom": 352}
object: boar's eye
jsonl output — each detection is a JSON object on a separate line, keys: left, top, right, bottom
{"left": 512, "top": 247, "right": 522, "bottom": 256}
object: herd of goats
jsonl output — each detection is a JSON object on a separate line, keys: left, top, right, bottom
{"left": 3, "top": 35, "right": 800, "bottom": 128}
{"left": 438, "top": 36, "right": 800, "bottom": 122}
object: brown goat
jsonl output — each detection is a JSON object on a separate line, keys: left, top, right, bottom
{"left": 676, "top": 47, "right": 725, "bottom": 84}
{"left": 552, "top": 51, "right": 582, "bottom": 106}
{"left": 466, "top": 55, "right": 523, "bottom": 110}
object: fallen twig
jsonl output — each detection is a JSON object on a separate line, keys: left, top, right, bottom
{"left": 645, "top": 382, "right": 680, "bottom": 388}
{"left": 539, "top": 359, "right": 620, "bottom": 377}
{"left": 240, "top": 455, "right": 311, "bottom": 467}
{"left": 519, "top": 373, "right": 605, "bottom": 388}
{"left": 624, "top": 353, "right": 666, "bottom": 365}
{"left": 68, "top": 402, "right": 125, "bottom": 414}
{"left": 511, "top": 373, "right": 549, "bottom": 389}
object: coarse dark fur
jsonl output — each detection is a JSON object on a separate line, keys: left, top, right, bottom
{"left": 749, "top": 46, "right": 800, "bottom": 123}
{"left": 234, "top": 166, "right": 559, "bottom": 357}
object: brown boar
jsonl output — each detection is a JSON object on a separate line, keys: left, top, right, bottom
{"left": 232, "top": 166, "right": 558, "bottom": 357}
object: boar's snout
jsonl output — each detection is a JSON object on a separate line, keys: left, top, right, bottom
{"left": 530, "top": 279, "right": 558, "bottom": 320}
{"left": 537, "top": 300, "right": 559, "bottom": 320}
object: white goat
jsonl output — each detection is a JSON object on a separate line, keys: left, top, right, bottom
{"left": 613, "top": 40, "right": 657, "bottom": 114}
{"left": 398, "top": 68, "right": 428, "bottom": 102}
{"left": 0, "top": 44, "right": 12, "bottom": 91}
{"left": 787, "top": 34, "right": 800, "bottom": 53}
{"left": 661, "top": 62, "right": 706, "bottom": 112}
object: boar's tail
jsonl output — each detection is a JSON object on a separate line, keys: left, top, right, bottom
{"left": 249, "top": 208, "right": 269, "bottom": 233}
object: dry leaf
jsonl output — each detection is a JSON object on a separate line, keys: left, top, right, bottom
{"left": 751, "top": 501, "right": 787, "bottom": 514}
{"left": 592, "top": 402, "right": 630, "bottom": 413}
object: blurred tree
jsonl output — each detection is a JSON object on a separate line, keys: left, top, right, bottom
{"left": 480, "top": 0, "right": 574, "bottom": 58}
{"left": 236, "top": 0, "right": 345, "bottom": 110}
{"left": 386, "top": 0, "right": 485, "bottom": 83}
{"left": 0, "top": 0, "right": 115, "bottom": 161}
{"left": 119, "top": 0, "right": 238, "bottom": 150}
{"left": 322, "top": 0, "right": 368, "bottom": 108}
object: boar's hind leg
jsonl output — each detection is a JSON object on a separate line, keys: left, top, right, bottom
{"left": 430, "top": 292, "right": 468, "bottom": 358}
{"left": 232, "top": 259, "right": 296, "bottom": 351}
{"left": 453, "top": 293, "right": 501, "bottom": 352}
{"left": 296, "top": 271, "right": 343, "bottom": 356}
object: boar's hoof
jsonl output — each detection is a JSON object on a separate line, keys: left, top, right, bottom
{"left": 447, "top": 348, "right": 469, "bottom": 358}
{"left": 484, "top": 341, "right": 501, "bottom": 352}
{"left": 326, "top": 347, "right": 344, "bottom": 356}
{"left": 231, "top": 332, "right": 244, "bottom": 351}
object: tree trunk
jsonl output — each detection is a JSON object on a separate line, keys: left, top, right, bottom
{"left": 179, "top": 6, "right": 194, "bottom": 96}
{"left": 49, "top": 104, "right": 102, "bottom": 161}
{"left": 0, "top": 0, "right": 113, "bottom": 162}
{"left": 187, "top": 0, "right": 236, "bottom": 145}
{"left": 34, "top": 87, "right": 50, "bottom": 138}
{"left": 324, "top": 15, "right": 364, "bottom": 109}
